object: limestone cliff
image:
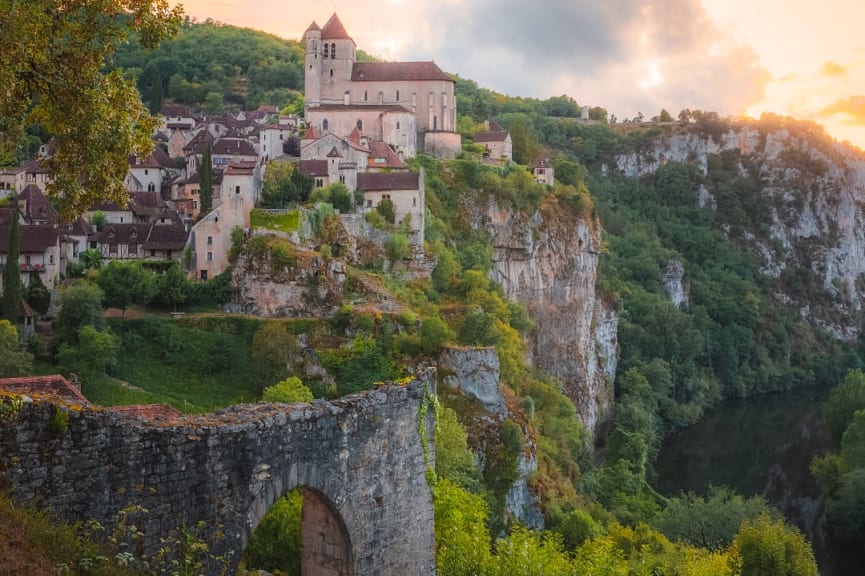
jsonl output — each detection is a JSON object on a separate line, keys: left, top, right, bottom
{"left": 613, "top": 124, "right": 865, "bottom": 338}
{"left": 467, "top": 197, "right": 619, "bottom": 437}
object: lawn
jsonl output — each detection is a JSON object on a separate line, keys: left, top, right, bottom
{"left": 250, "top": 209, "right": 302, "bottom": 233}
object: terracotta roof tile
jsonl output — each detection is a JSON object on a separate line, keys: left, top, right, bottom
{"left": 473, "top": 130, "right": 509, "bottom": 143}
{"left": 368, "top": 141, "right": 407, "bottom": 169}
{"left": 108, "top": 404, "right": 182, "bottom": 421}
{"left": 0, "top": 225, "right": 59, "bottom": 253}
{"left": 212, "top": 139, "right": 256, "bottom": 157}
{"left": 298, "top": 160, "right": 329, "bottom": 177}
{"left": 0, "top": 375, "right": 89, "bottom": 405}
{"left": 321, "top": 13, "right": 352, "bottom": 41}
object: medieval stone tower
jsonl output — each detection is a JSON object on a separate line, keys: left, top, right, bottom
{"left": 304, "top": 14, "right": 357, "bottom": 107}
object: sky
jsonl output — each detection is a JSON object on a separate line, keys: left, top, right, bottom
{"left": 177, "top": 0, "right": 865, "bottom": 150}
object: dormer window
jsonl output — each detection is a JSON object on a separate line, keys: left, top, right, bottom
{"left": 107, "top": 228, "right": 115, "bottom": 238}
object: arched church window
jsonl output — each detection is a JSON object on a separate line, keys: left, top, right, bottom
{"left": 323, "top": 119, "right": 329, "bottom": 131}
{"left": 331, "top": 43, "right": 336, "bottom": 58}
{"left": 356, "top": 120, "right": 363, "bottom": 131}
{"left": 323, "top": 43, "right": 329, "bottom": 58}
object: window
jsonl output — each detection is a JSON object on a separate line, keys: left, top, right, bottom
{"left": 49, "top": 254, "right": 54, "bottom": 264}
{"left": 192, "top": 200, "right": 198, "bottom": 209}
{"left": 128, "top": 244, "right": 137, "bottom": 255}
{"left": 109, "top": 244, "right": 117, "bottom": 255}
{"left": 364, "top": 90, "right": 368, "bottom": 102}
{"left": 396, "top": 90, "right": 400, "bottom": 101}
{"left": 25, "top": 255, "right": 31, "bottom": 265}
{"left": 144, "top": 169, "right": 149, "bottom": 175}
{"left": 323, "top": 43, "right": 329, "bottom": 58}
{"left": 339, "top": 175, "right": 345, "bottom": 183}
{"left": 429, "top": 92, "right": 434, "bottom": 107}
{"left": 315, "top": 178, "right": 324, "bottom": 187}
{"left": 412, "top": 92, "right": 417, "bottom": 107}
{"left": 200, "top": 270, "right": 208, "bottom": 281}
{"left": 148, "top": 182, "right": 155, "bottom": 192}
{"left": 263, "top": 145, "right": 266, "bottom": 151}
{"left": 367, "top": 199, "right": 372, "bottom": 207}
{"left": 235, "top": 185, "right": 240, "bottom": 194}
{"left": 396, "top": 121, "right": 400, "bottom": 130}
{"left": 413, "top": 197, "right": 417, "bottom": 207}
{"left": 322, "top": 119, "right": 329, "bottom": 131}
{"left": 151, "top": 250, "right": 157, "bottom": 257}
{"left": 89, "top": 241, "right": 97, "bottom": 249}
{"left": 207, "top": 236, "right": 213, "bottom": 245}
{"left": 279, "top": 134, "right": 284, "bottom": 140}
{"left": 331, "top": 43, "right": 335, "bottom": 57}
{"left": 207, "top": 252, "right": 213, "bottom": 262}
{"left": 329, "top": 68, "right": 333, "bottom": 78}
{"left": 356, "top": 119, "right": 363, "bottom": 131}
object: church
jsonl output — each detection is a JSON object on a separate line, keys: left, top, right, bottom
{"left": 303, "top": 13, "right": 461, "bottom": 159}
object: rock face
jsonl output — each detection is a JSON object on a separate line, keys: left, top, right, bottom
{"left": 613, "top": 125, "right": 865, "bottom": 338}
{"left": 663, "top": 259, "right": 688, "bottom": 307}
{"left": 439, "top": 346, "right": 508, "bottom": 416}
{"left": 468, "top": 197, "right": 619, "bottom": 438}
{"left": 437, "top": 345, "right": 544, "bottom": 528}
{"left": 0, "top": 379, "right": 436, "bottom": 576}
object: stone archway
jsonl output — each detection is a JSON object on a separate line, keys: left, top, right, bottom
{"left": 300, "top": 487, "right": 352, "bottom": 576}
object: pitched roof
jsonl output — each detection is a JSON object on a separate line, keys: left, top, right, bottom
{"left": 305, "top": 20, "right": 321, "bottom": 34}
{"left": 224, "top": 161, "right": 257, "bottom": 176}
{"left": 212, "top": 139, "right": 257, "bottom": 157}
{"left": 18, "top": 185, "right": 59, "bottom": 225}
{"left": 357, "top": 172, "right": 419, "bottom": 191}
{"left": 534, "top": 157, "right": 553, "bottom": 168}
{"left": 473, "top": 130, "right": 509, "bottom": 143}
{"left": 0, "top": 225, "right": 59, "bottom": 254}
{"left": 321, "top": 13, "right": 353, "bottom": 41}
{"left": 326, "top": 146, "right": 343, "bottom": 158}
{"left": 312, "top": 104, "right": 413, "bottom": 114}
{"left": 368, "top": 141, "right": 407, "bottom": 169}
{"left": 298, "top": 160, "right": 329, "bottom": 177}
{"left": 151, "top": 146, "right": 176, "bottom": 169}
{"left": 0, "top": 375, "right": 89, "bottom": 405}
{"left": 144, "top": 216, "right": 189, "bottom": 251}
{"left": 352, "top": 61, "right": 451, "bottom": 82}
{"left": 108, "top": 404, "right": 182, "bottom": 421}
{"left": 303, "top": 126, "right": 322, "bottom": 140}
{"left": 127, "top": 153, "right": 160, "bottom": 169}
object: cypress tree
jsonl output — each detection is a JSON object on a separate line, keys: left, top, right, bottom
{"left": 199, "top": 141, "right": 213, "bottom": 214}
{"left": 1, "top": 200, "right": 21, "bottom": 322}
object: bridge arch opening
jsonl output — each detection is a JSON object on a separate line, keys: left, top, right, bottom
{"left": 242, "top": 487, "right": 353, "bottom": 576}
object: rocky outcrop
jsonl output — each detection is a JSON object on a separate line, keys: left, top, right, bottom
{"left": 663, "top": 259, "right": 688, "bottom": 307}
{"left": 468, "top": 197, "right": 619, "bottom": 438}
{"left": 437, "top": 345, "right": 543, "bottom": 528}
{"left": 613, "top": 124, "right": 865, "bottom": 339}
{"left": 439, "top": 346, "right": 508, "bottom": 416}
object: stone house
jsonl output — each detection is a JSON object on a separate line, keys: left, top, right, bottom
{"left": 474, "top": 121, "right": 513, "bottom": 162}
{"left": 0, "top": 159, "right": 54, "bottom": 195}
{"left": 92, "top": 212, "right": 188, "bottom": 263}
{"left": 533, "top": 157, "right": 555, "bottom": 187}
{"left": 0, "top": 210, "right": 62, "bottom": 289}
{"left": 357, "top": 170, "right": 425, "bottom": 243}
{"left": 259, "top": 125, "right": 295, "bottom": 163}
{"left": 304, "top": 13, "right": 460, "bottom": 159}
{"left": 298, "top": 160, "right": 331, "bottom": 190}
{"left": 188, "top": 162, "right": 258, "bottom": 281}
{"left": 125, "top": 153, "right": 163, "bottom": 193}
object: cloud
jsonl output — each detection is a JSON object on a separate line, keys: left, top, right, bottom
{"left": 820, "top": 95, "right": 865, "bottom": 125}
{"left": 822, "top": 61, "right": 847, "bottom": 76}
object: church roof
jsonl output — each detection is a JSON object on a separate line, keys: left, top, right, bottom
{"left": 352, "top": 61, "right": 451, "bottom": 82}
{"left": 305, "top": 20, "right": 321, "bottom": 34}
{"left": 311, "top": 104, "right": 413, "bottom": 114}
{"left": 321, "top": 13, "right": 353, "bottom": 41}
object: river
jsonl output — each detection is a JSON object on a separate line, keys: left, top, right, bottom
{"left": 653, "top": 386, "right": 864, "bottom": 576}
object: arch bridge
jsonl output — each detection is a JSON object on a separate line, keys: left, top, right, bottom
{"left": 0, "top": 377, "right": 436, "bottom": 575}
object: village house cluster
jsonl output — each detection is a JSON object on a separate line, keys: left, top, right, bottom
{"left": 0, "top": 13, "right": 555, "bottom": 299}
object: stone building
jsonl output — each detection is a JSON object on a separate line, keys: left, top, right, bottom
{"left": 304, "top": 13, "right": 460, "bottom": 159}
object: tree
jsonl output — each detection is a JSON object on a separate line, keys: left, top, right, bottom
{"left": 199, "top": 141, "right": 213, "bottom": 214}
{"left": 840, "top": 410, "right": 865, "bottom": 469}
{"left": 0, "top": 0, "right": 183, "bottom": 219}
{"left": 79, "top": 248, "right": 103, "bottom": 271}
{"left": 826, "top": 369, "right": 865, "bottom": 439}
{"left": 0, "top": 320, "right": 33, "bottom": 377}
{"left": 203, "top": 91, "right": 223, "bottom": 115}
{"left": 376, "top": 198, "right": 396, "bottom": 224}
{"left": 151, "top": 263, "right": 190, "bottom": 310}
{"left": 326, "top": 182, "right": 352, "bottom": 213}
{"left": 57, "top": 324, "right": 118, "bottom": 381}
{"left": 729, "top": 515, "right": 818, "bottom": 576}
{"left": 26, "top": 270, "right": 51, "bottom": 315}
{"left": 262, "top": 376, "right": 313, "bottom": 403}
{"left": 54, "top": 282, "right": 105, "bottom": 347}
{"left": 659, "top": 109, "right": 674, "bottom": 122}
{"left": 419, "top": 316, "right": 454, "bottom": 355}
{"left": 1, "top": 200, "right": 21, "bottom": 322}
{"left": 97, "top": 261, "right": 156, "bottom": 317}
{"left": 435, "top": 407, "right": 482, "bottom": 492}
{"left": 243, "top": 490, "right": 303, "bottom": 575}
{"left": 384, "top": 233, "right": 409, "bottom": 264}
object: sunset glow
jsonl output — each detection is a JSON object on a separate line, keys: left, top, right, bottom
{"left": 176, "top": 0, "right": 865, "bottom": 149}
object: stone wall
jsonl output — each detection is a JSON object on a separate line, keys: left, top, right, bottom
{"left": 0, "top": 377, "right": 436, "bottom": 575}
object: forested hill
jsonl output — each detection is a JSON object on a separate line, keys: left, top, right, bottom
{"left": 110, "top": 18, "right": 384, "bottom": 114}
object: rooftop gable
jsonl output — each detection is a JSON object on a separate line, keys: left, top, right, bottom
{"left": 321, "top": 13, "right": 353, "bottom": 41}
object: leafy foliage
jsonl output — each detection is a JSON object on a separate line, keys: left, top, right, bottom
{"left": 0, "top": 320, "right": 33, "bottom": 377}
{"left": 261, "top": 376, "right": 313, "bottom": 404}
{"left": 0, "top": 0, "right": 182, "bottom": 217}
{"left": 0, "top": 202, "right": 21, "bottom": 322}
{"left": 97, "top": 261, "right": 156, "bottom": 316}
{"left": 242, "top": 490, "right": 302, "bottom": 576}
